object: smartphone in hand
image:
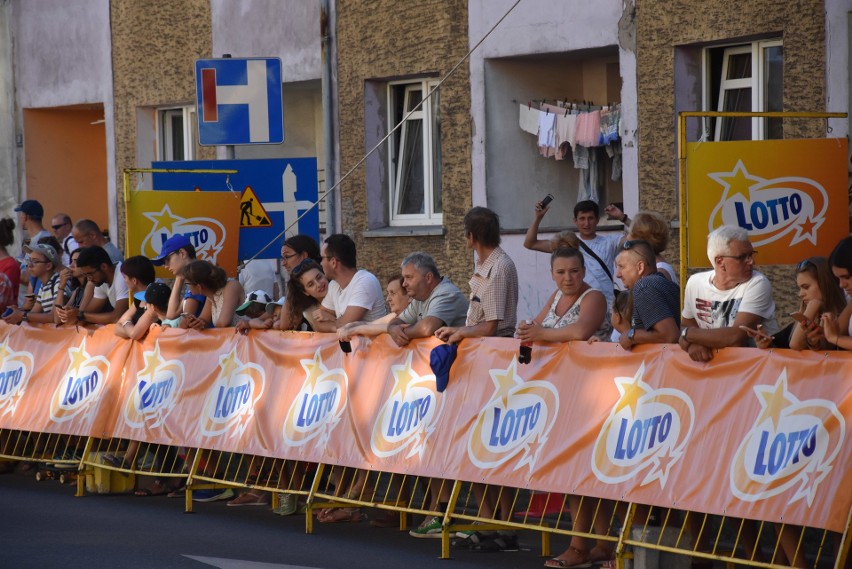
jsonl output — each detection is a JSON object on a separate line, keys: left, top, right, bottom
{"left": 739, "top": 325, "right": 773, "bottom": 341}
{"left": 539, "top": 193, "right": 554, "bottom": 208}
{"left": 790, "top": 311, "right": 812, "bottom": 328}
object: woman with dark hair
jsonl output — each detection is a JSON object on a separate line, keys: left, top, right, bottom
{"left": 179, "top": 260, "right": 244, "bottom": 328}
{"left": 281, "top": 259, "right": 328, "bottom": 331}
{"left": 281, "top": 234, "right": 321, "bottom": 273}
{"left": 114, "top": 256, "right": 158, "bottom": 340}
{"left": 821, "top": 236, "right": 852, "bottom": 350}
{"left": 53, "top": 248, "right": 91, "bottom": 325}
{"left": 0, "top": 218, "right": 20, "bottom": 313}
{"left": 784, "top": 256, "right": 846, "bottom": 351}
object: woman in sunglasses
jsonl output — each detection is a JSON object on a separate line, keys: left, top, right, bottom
{"left": 281, "top": 259, "right": 329, "bottom": 331}
{"left": 787, "top": 257, "right": 846, "bottom": 351}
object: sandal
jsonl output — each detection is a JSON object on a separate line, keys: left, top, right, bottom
{"left": 318, "top": 507, "right": 365, "bottom": 523}
{"left": 545, "top": 546, "right": 592, "bottom": 568}
{"left": 590, "top": 544, "right": 614, "bottom": 564}
{"left": 135, "top": 480, "right": 168, "bottom": 497}
{"left": 227, "top": 491, "right": 270, "bottom": 507}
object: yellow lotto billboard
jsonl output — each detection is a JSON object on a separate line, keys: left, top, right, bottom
{"left": 686, "top": 138, "right": 849, "bottom": 266}
{"left": 126, "top": 190, "right": 241, "bottom": 277}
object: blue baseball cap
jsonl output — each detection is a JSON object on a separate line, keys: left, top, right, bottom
{"left": 15, "top": 200, "right": 44, "bottom": 218}
{"left": 430, "top": 343, "right": 458, "bottom": 393}
{"left": 151, "top": 234, "right": 192, "bottom": 266}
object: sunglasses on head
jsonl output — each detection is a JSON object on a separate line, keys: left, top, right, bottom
{"left": 291, "top": 259, "right": 321, "bottom": 278}
{"left": 796, "top": 257, "right": 816, "bottom": 272}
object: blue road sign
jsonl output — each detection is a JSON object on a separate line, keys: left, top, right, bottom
{"left": 195, "top": 58, "right": 284, "bottom": 145}
{"left": 152, "top": 158, "right": 319, "bottom": 259}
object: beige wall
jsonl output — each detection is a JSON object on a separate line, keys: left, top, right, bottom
{"left": 635, "top": 0, "right": 827, "bottom": 318}
{"left": 335, "top": 0, "right": 472, "bottom": 290}
{"left": 109, "top": 0, "right": 215, "bottom": 251}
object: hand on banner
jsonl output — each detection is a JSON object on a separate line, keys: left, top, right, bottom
{"left": 821, "top": 312, "right": 842, "bottom": 346}
{"left": 515, "top": 319, "right": 542, "bottom": 342}
{"left": 3, "top": 307, "right": 25, "bottom": 325}
{"left": 435, "top": 326, "right": 462, "bottom": 345}
{"left": 181, "top": 313, "right": 207, "bottom": 330}
{"left": 386, "top": 323, "right": 411, "bottom": 347}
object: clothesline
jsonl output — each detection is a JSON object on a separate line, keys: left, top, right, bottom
{"left": 518, "top": 101, "right": 623, "bottom": 204}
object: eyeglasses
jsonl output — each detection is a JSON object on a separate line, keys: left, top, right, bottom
{"left": 796, "top": 257, "right": 816, "bottom": 272}
{"left": 80, "top": 268, "right": 100, "bottom": 278}
{"left": 719, "top": 251, "right": 757, "bottom": 262}
{"left": 30, "top": 259, "right": 51, "bottom": 265}
{"left": 51, "top": 222, "right": 69, "bottom": 231}
{"left": 282, "top": 252, "right": 301, "bottom": 261}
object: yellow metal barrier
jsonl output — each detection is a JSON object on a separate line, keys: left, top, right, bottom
{"left": 3, "top": 428, "right": 849, "bottom": 568}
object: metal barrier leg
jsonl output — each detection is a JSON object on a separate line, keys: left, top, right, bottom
{"left": 305, "top": 463, "right": 325, "bottom": 535}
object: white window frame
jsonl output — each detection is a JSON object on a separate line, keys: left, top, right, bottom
{"left": 703, "top": 39, "right": 782, "bottom": 141}
{"left": 157, "top": 106, "right": 196, "bottom": 161}
{"left": 386, "top": 79, "right": 442, "bottom": 226}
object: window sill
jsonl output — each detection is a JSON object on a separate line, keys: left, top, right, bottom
{"left": 363, "top": 226, "right": 445, "bottom": 238}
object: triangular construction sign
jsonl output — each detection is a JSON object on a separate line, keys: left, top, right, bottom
{"left": 239, "top": 186, "right": 272, "bottom": 227}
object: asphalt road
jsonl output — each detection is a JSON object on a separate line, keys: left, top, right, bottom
{"left": 0, "top": 468, "right": 552, "bottom": 569}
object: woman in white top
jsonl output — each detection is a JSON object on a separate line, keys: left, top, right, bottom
{"left": 516, "top": 247, "right": 610, "bottom": 343}
{"left": 180, "top": 260, "right": 244, "bottom": 328}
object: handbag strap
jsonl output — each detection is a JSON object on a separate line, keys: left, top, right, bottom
{"left": 577, "top": 239, "right": 614, "bottom": 283}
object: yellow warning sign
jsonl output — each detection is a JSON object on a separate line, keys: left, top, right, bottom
{"left": 239, "top": 186, "right": 272, "bottom": 227}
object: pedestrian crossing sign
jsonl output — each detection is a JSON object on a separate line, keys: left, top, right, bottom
{"left": 239, "top": 186, "right": 272, "bottom": 227}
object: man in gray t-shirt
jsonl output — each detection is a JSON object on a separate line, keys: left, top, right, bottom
{"left": 387, "top": 252, "right": 468, "bottom": 347}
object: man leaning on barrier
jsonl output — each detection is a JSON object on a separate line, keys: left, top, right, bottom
{"left": 679, "top": 225, "right": 779, "bottom": 362}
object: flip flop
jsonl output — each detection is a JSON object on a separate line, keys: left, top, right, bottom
{"left": 318, "top": 508, "right": 365, "bottom": 523}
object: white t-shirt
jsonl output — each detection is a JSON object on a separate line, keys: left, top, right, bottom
{"left": 682, "top": 269, "right": 779, "bottom": 336}
{"left": 321, "top": 269, "right": 387, "bottom": 322}
{"left": 578, "top": 232, "right": 622, "bottom": 308}
{"left": 93, "top": 262, "right": 130, "bottom": 308}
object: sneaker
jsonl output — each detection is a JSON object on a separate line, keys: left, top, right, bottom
{"left": 272, "top": 493, "right": 297, "bottom": 516}
{"left": 192, "top": 488, "right": 235, "bottom": 502}
{"left": 455, "top": 521, "right": 484, "bottom": 539}
{"left": 409, "top": 516, "right": 443, "bottom": 538}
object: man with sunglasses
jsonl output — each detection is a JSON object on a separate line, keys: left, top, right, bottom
{"left": 615, "top": 239, "right": 680, "bottom": 349}
{"left": 679, "top": 225, "right": 779, "bottom": 362}
{"left": 51, "top": 213, "right": 78, "bottom": 266}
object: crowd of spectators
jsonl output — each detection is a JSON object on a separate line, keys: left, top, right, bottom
{"left": 3, "top": 197, "right": 850, "bottom": 566}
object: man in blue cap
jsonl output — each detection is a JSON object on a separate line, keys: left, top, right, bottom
{"left": 151, "top": 234, "right": 206, "bottom": 326}
{"left": 15, "top": 200, "right": 49, "bottom": 249}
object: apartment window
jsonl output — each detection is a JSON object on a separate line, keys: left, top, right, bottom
{"left": 705, "top": 40, "right": 783, "bottom": 141}
{"left": 387, "top": 80, "right": 442, "bottom": 226}
{"left": 158, "top": 106, "right": 196, "bottom": 161}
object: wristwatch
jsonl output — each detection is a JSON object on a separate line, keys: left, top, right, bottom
{"left": 78, "top": 311, "right": 86, "bottom": 323}
{"left": 21, "top": 312, "right": 28, "bottom": 322}
{"left": 680, "top": 326, "right": 689, "bottom": 341}
{"left": 626, "top": 328, "right": 636, "bottom": 344}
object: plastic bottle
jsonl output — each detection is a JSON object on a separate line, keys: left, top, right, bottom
{"left": 519, "top": 320, "right": 532, "bottom": 364}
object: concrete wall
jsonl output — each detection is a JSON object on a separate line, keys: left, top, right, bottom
{"left": 11, "top": 0, "right": 116, "bottom": 239}
{"left": 0, "top": 3, "right": 17, "bottom": 223}
{"left": 110, "top": 0, "right": 214, "bottom": 251}
{"left": 636, "top": 0, "right": 830, "bottom": 320}
{"left": 469, "top": 0, "right": 638, "bottom": 319}
{"left": 826, "top": 0, "right": 852, "bottom": 139}
{"left": 335, "top": 0, "right": 472, "bottom": 291}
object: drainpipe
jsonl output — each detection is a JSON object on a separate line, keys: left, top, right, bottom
{"left": 320, "top": 0, "right": 337, "bottom": 235}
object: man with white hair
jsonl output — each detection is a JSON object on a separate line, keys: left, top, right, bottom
{"left": 679, "top": 225, "right": 779, "bottom": 362}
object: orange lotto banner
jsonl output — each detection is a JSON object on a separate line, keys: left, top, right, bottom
{"left": 125, "top": 190, "right": 240, "bottom": 277}
{"left": 686, "top": 138, "right": 849, "bottom": 265}
{"left": 0, "top": 323, "right": 849, "bottom": 533}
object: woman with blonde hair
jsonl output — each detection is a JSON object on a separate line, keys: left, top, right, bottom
{"left": 626, "top": 210, "right": 676, "bottom": 281}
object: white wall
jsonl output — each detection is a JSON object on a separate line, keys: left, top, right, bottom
{"left": 12, "top": 0, "right": 117, "bottom": 242}
{"left": 825, "top": 0, "right": 852, "bottom": 139}
{"left": 468, "top": 0, "right": 637, "bottom": 320}
{"left": 0, "top": 3, "right": 17, "bottom": 221}
{"left": 210, "top": 0, "right": 321, "bottom": 83}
